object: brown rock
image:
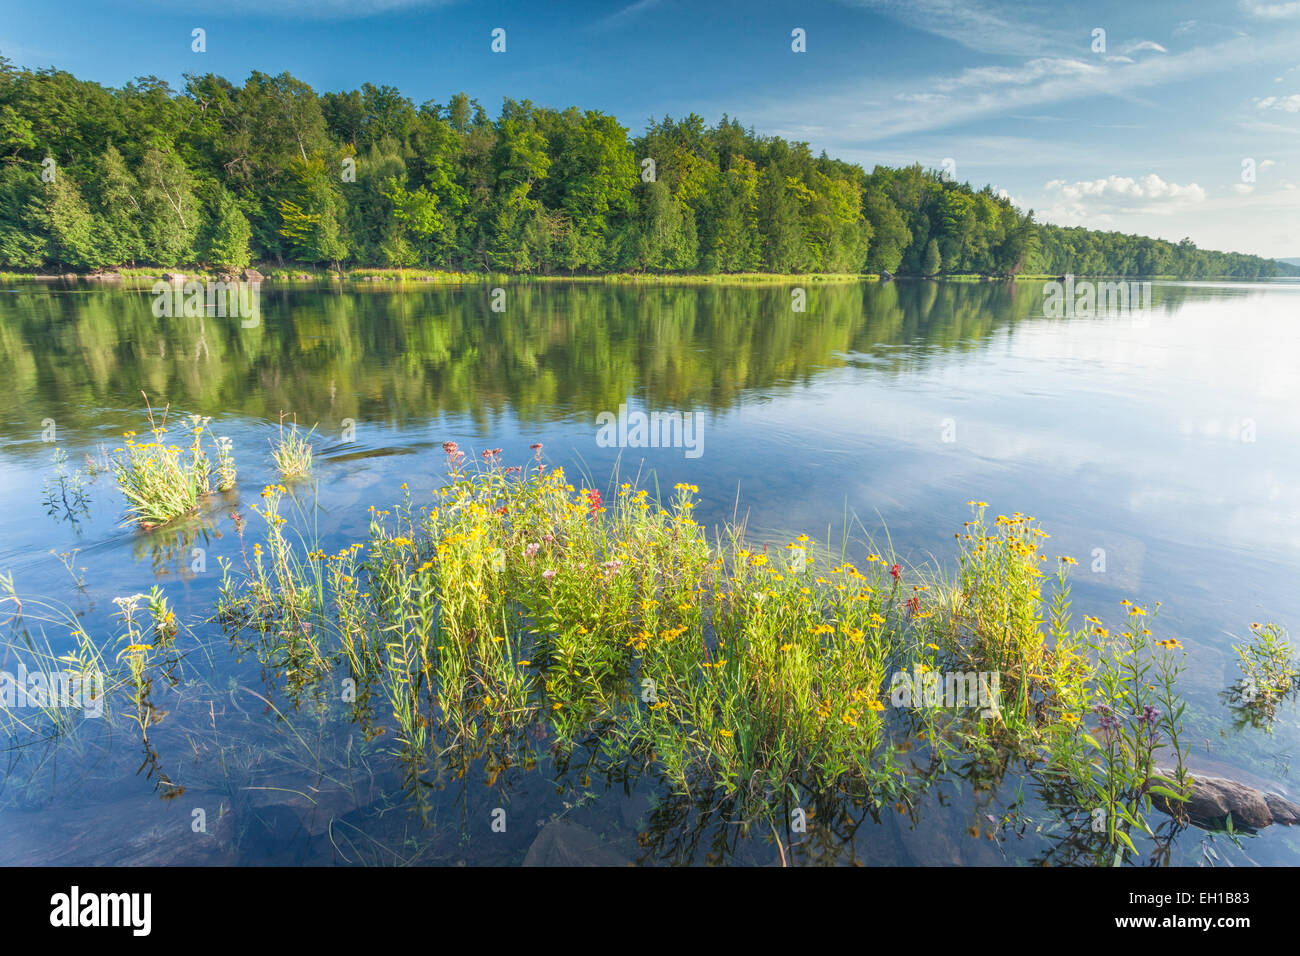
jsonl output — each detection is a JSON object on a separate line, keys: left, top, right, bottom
{"left": 1155, "top": 768, "right": 1300, "bottom": 829}
{"left": 1184, "top": 776, "right": 1274, "bottom": 828}
{"left": 1266, "top": 793, "right": 1300, "bottom": 825}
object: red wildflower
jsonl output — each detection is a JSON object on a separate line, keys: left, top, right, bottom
{"left": 889, "top": 563, "right": 901, "bottom": 581}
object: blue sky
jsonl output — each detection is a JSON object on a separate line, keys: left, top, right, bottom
{"left": 4, "top": 0, "right": 1300, "bottom": 257}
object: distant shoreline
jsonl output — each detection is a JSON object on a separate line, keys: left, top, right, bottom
{"left": 2, "top": 268, "right": 1288, "bottom": 285}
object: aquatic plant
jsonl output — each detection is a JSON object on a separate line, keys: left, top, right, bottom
{"left": 41, "top": 447, "right": 91, "bottom": 524}
{"left": 1234, "top": 623, "right": 1298, "bottom": 702}
{"left": 212, "top": 450, "right": 1194, "bottom": 831}
{"left": 1038, "top": 588, "right": 1192, "bottom": 860}
{"left": 1226, "top": 623, "right": 1298, "bottom": 728}
{"left": 213, "top": 433, "right": 237, "bottom": 492}
{"left": 271, "top": 414, "right": 314, "bottom": 479}
{"left": 0, "top": 573, "right": 159, "bottom": 740}
{"left": 110, "top": 398, "right": 238, "bottom": 527}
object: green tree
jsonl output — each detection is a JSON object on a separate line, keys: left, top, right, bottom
{"left": 86, "top": 145, "right": 143, "bottom": 265}
{"left": 703, "top": 156, "right": 760, "bottom": 272}
{"left": 627, "top": 178, "right": 697, "bottom": 271}
{"left": 757, "top": 168, "right": 806, "bottom": 272}
{"left": 921, "top": 237, "right": 942, "bottom": 276}
{"left": 137, "top": 147, "right": 200, "bottom": 264}
{"left": 34, "top": 173, "right": 109, "bottom": 270}
{"left": 201, "top": 186, "right": 253, "bottom": 270}
{"left": 278, "top": 156, "right": 348, "bottom": 266}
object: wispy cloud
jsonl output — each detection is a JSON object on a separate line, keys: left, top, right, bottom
{"left": 933, "top": 57, "right": 1100, "bottom": 92}
{"left": 1122, "top": 40, "right": 1168, "bottom": 55}
{"left": 596, "top": 0, "right": 664, "bottom": 29}
{"left": 179, "top": 0, "right": 458, "bottom": 18}
{"left": 835, "top": 0, "right": 1065, "bottom": 56}
{"left": 747, "top": 28, "right": 1300, "bottom": 146}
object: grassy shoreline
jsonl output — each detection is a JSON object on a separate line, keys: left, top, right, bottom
{"left": 2, "top": 267, "right": 1284, "bottom": 285}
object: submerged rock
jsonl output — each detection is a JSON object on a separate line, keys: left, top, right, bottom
{"left": 1155, "top": 768, "right": 1300, "bottom": 829}
{"left": 0, "top": 794, "right": 237, "bottom": 865}
{"left": 522, "top": 820, "right": 631, "bottom": 866}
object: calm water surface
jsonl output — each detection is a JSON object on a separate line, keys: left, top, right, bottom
{"left": 1, "top": 277, "right": 1297, "bottom": 865}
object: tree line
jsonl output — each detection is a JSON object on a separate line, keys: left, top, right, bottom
{"left": 0, "top": 57, "right": 1289, "bottom": 279}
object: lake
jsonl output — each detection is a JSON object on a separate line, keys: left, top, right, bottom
{"left": 1, "top": 276, "right": 1298, "bottom": 865}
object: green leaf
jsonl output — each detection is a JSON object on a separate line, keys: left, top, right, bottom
{"left": 1147, "top": 785, "right": 1186, "bottom": 801}
{"left": 1116, "top": 830, "right": 1138, "bottom": 855}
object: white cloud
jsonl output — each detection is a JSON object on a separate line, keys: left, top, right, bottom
{"left": 1256, "top": 94, "right": 1300, "bottom": 110}
{"left": 895, "top": 92, "right": 951, "bottom": 105}
{"left": 1042, "top": 173, "right": 1207, "bottom": 222}
{"left": 993, "top": 186, "right": 1024, "bottom": 208}
{"left": 1035, "top": 179, "right": 1300, "bottom": 255}
{"left": 1123, "top": 40, "right": 1168, "bottom": 54}
{"left": 1045, "top": 174, "right": 1206, "bottom": 203}
{"left": 1241, "top": 1, "right": 1300, "bottom": 18}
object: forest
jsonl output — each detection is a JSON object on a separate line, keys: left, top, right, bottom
{"left": 0, "top": 57, "right": 1290, "bottom": 279}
